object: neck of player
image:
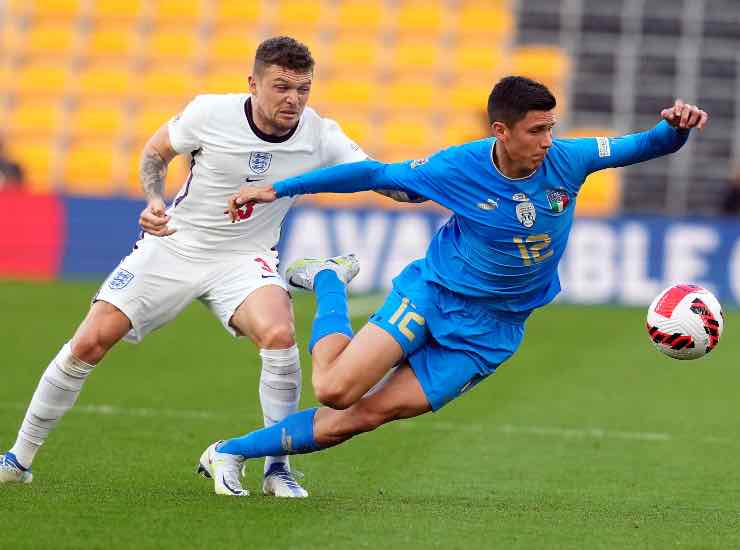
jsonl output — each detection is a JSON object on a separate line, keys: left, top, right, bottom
{"left": 493, "top": 143, "right": 534, "bottom": 179}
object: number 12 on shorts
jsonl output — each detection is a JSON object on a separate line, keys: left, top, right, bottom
{"left": 388, "top": 297, "right": 425, "bottom": 342}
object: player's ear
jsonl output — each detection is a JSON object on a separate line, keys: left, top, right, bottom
{"left": 491, "top": 121, "right": 507, "bottom": 140}
{"left": 248, "top": 75, "right": 257, "bottom": 95}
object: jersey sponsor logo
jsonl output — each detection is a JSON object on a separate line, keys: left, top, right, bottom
{"left": 249, "top": 152, "right": 272, "bottom": 174}
{"left": 410, "top": 157, "right": 428, "bottom": 169}
{"left": 108, "top": 268, "right": 134, "bottom": 290}
{"left": 512, "top": 192, "right": 528, "bottom": 202}
{"left": 244, "top": 176, "right": 264, "bottom": 183}
{"left": 477, "top": 198, "right": 499, "bottom": 210}
{"left": 516, "top": 201, "right": 537, "bottom": 228}
{"left": 596, "top": 136, "right": 611, "bottom": 158}
{"left": 546, "top": 189, "right": 570, "bottom": 213}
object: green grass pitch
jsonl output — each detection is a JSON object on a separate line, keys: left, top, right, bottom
{"left": 1, "top": 280, "right": 738, "bottom": 549}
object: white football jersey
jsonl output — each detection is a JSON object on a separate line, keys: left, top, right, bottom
{"left": 162, "top": 93, "right": 366, "bottom": 259}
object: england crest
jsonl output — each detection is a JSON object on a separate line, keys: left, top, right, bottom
{"left": 108, "top": 269, "right": 134, "bottom": 290}
{"left": 546, "top": 189, "right": 570, "bottom": 213}
{"left": 249, "top": 152, "right": 272, "bottom": 174}
{"left": 516, "top": 201, "right": 536, "bottom": 228}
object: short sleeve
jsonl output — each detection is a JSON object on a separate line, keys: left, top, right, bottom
{"left": 168, "top": 95, "right": 211, "bottom": 154}
{"left": 320, "top": 118, "right": 368, "bottom": 167}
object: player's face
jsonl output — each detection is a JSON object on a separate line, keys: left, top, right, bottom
{"left": 249, "top": 64, "right": 313, "bottom": 134}
{"left": 495, "top": 110, "right": 556, "bottom": 173}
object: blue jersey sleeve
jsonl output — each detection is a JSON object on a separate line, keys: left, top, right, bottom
{"left": 563, "top": 120, "right": 690, "bottom": 177}
{"left": 273, "top": 152, "right": 455, "bottom": 203}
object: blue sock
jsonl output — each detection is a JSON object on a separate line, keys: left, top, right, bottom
{"left": 308, "top": 270, "right": 353, "bottom": 353}
{"left": 217, "top": 408, "right": 322, "bottom": 458}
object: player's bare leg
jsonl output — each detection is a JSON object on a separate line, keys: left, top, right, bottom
{"left": 228, "top": 285, "right": 307, "bottom": 497}
{"left": 1, "top": 301, "right": 130, "bottom": 482}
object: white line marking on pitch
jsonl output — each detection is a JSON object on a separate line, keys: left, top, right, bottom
{"left": 0, "top": 402, "right": 732, "bottom": 444}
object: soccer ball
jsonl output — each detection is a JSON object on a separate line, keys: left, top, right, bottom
{"left": 646, "top": 284, "right": 724, "bottom": 360}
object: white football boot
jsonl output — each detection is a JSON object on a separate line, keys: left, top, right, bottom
{"left": 285, "top": 253, "right": 360, "bottom": 292}
{"left": 0, "top": 452, "right": 33, "bottom": 484}
{"left": 196, "top": 442, "right": 249, "bottom": 496}
{"left": 262, "top": 462, "right": 308, "bottom": 498}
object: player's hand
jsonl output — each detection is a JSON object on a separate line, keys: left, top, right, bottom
{"left": 224, "top": 185, "right": 277, "bottom": 222}
{"left": 139, "top": 197, "right": 176, "bottom": 237}
{"left": 661, "top": 99, "right": 708, "bottom": 130}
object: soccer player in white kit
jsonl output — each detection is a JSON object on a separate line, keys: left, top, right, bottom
{"left": 0, "top": 36, "right": 368, "bottom": 497}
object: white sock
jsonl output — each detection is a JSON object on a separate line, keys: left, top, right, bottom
{"left": 258, "top": 345, "right": 301, "bottom": 473}
{"left": 9, "top": 342, "right": 95, "bottom": 468}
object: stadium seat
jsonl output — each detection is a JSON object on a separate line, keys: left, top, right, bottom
{"left": 75, "top": 63, "right": 136, "bottom": 98}
{"left": 134, "top": 67, "right": 199, "bottom": 100}
{"left": 380, "top": 116, "right": 436, "bottom": 152}
{"left": 201, "top": 65, "right": 249, "bottom": 94}
{"left": 325, "top": 34, "right": 383, "bottom": 73}
{"left": 62, "top": 139, "right": 120, "bottom": 195}
{"left": 274, "top": 0, "right": 330, "bottom": 32}
{"left": 68, "top": 103, "right": 127, "bottom": 139}
{"left": 384, "top": 78, "right": 439, "bottom": 110}
{"left": 145, "top": 25, "right": 202, "bottom": 63}
{"left": 388, "top": 38, "right": 443, "bottom": 76}
{"left": 89, "top": 0, "right": 144, "bottom": 21}
{"left": 6, "top": 100, "right": 65, "bottom": 138}
{"left": 452, "top": 41, "right": 508, "bottom": 76}
{"left": 7, "top": 0, "right": 83, "bottom": 20}
{"left": 449, "top": 80, "right": 494, "bottom": 110}
{"left": 86, "top": 24, "right": 139, "bottom": 60}
{"left": 132, "top": 102, "right": 182, "bottom": 139}
{"left": 322, "top": 78, "right": 373, "bottom": 107}
{"left": 456, "top": 4, "right": 513, "bottom": 38}
{"left": 204, "top": 28, "right": 259, "bottom": 65}
{"left": 395, "top": 1, "right": 446, "bottom": 35}
{"left": 211, "top": 0, "right": 263, "bottom": 26}
{"left": 150, "top": 0, "right": 206, "bottom": 25}
{"left": 336, "top": 1, "right": 386, "bottom": 32}
{"left": 7, "top": 137, "right": 57, "bottom": 192}
{"left": 12, "top": 62, "right": 71, "bottom": 97}
{"left": 443, "top": 112, "right": 490, "bottom": 144}
{"left": 511, "top": 46, "right": 570, "bottom": 87}
{"left": 23, "top": 22, "right": 79, "bottom": 58}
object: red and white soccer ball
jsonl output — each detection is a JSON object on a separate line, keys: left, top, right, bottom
{"left": 646, "top": 284, "right": 724, "bottom": 360}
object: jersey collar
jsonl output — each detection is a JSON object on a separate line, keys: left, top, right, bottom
{"left": 244, "top": 97, "right": 299, "bottom": 143}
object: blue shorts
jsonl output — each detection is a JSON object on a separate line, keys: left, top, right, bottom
{"left": 369, "top": 260, "right": 527, "bottom": 411}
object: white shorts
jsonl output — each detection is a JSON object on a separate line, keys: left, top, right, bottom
{"left": 94, "top": 236, "right": 288, "bottom": 343}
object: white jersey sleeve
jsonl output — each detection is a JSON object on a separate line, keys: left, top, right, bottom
{"left": 320, "top": 118, "right": 368, "bottom": 167}
{"left": 168, "top": 95, "right": 213, "bottom": 154}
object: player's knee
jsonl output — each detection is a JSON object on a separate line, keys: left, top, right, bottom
{"left": 70, "top": 333, "right": 108, "bottom": 365}
{"left": 314, "top": 379, "right": 354, "bottom": 410}
{"left": 255, "top": 322, "right": 295, "bottom": 349}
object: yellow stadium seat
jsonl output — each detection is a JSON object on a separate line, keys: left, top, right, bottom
{"left": 212, "top": 0, "right": 263, "bottom": 26}
{"left": 86, "top": 24, "right": 138, "bottom": 60}
{"left": 6, "top": 101, "right": 65, "bottom": 137}
{"left": 7, "top": 137, "right": 57, "bottom": 192}
{"left": 457, "top": 5, "right": 513, "bottom": 38}
{"left": 201, "top": 66, "right": 249, "bottom": 93}
{"left": 68, "top": 103, "right": 126, "bottom": 139}
{"left": 381, "top": 116, "right": 435, "bottom": 149}
{"left": 132, "top": 102, "right": 180, "bottom": 138}
{"left": 452, "top": 41, "right": 508, "bottom": 75}
{"left": 511, "top": 46, "right": 570, "bottom": 86}
{"left": 449, "top": 80, "right": 492, "bottom": 110}
{"left": 275, "top": 0, "right": 327, "bottom": 29}
{"left": 24, "top": 23, "right": 78, "bottom": 57}
{"left": 89, "top": 0, "right": 144, "bottom": 21}
{"left": 325, "top": 33, "right": 383, "bottom": 73}
{"left": 150, "top": 0, "right": 206, "bottom": 24}
{"left": 384, "top": 78, "right": 438, "bottom": 110}
{"left": 337, "top": 1, "right": 386, "bottom": 32}
{"left": 443, "top": 112, "right": 490, "bottom": 144}
{"left": 13, "top": 63, "right": 71, "bottom": 96}
{"left": 205, "top": 29, "right": 259, "bottom": 64}
{"left": 134, "top": 67, "right": 199, "bottom": 99}
{"left": 146, "top": 26, "right": 202, "bottom": 63}
{"left": 322, "top": 79, "right": 373, "bottom": 107}
{"left": 75, "top": 63, "right": 136, "bottom": 98}
{"left": 388, "top": 38, "right": 442, "bottom": 75}
{"left": 8, "top": 0, "right": 83, "bottom": 19}
{"left": 396, "top": 2, "right": 446, "bottom": 34}
{"left": 62, "top": 139, "right": 120, "bottom": 195}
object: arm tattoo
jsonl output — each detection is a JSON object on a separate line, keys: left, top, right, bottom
{"left": 140, "top": 150, "right": 168, "bottom": 200}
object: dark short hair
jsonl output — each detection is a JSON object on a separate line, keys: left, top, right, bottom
{"left": 487, "top": 76, "right": 556, "bottom": 126}
{"left": 254, "top": 36, "right": 314, "bottom": 75}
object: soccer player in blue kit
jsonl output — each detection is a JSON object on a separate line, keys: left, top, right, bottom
{"left": 198, "top": 76, "right": 709, "bottom": 495}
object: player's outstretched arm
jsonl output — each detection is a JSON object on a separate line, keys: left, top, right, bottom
{"left": 139, "top": 123, "right": 179, "bottom": 236}
{"left": 579, "top": 99, "right": 709, "bottom": 175}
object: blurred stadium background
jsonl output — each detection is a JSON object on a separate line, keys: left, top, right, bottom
{"left": 0, "top": 0, "right": 739, "bottom": 298}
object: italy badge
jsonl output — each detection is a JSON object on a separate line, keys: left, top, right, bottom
{"left": 546, "top": 189, "right": 570, "bottom": 213}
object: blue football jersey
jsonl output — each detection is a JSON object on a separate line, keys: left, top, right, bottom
{"left": 275, "top": 120, "right": 690, "bottom": 313}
